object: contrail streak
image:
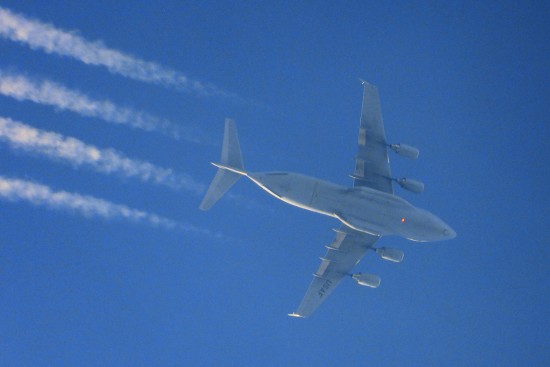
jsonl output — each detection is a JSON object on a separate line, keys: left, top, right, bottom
{"left": 0, "top": 175, "right": 207, "bottom": 233}
{"left": 0, "top": 116, "right": 205, "bottom": 194}
{"left": 0, "top": 6, "right": 234, "bottom": 98}
{"left": 0, "top": 71, "right": 205, "bottom": 142}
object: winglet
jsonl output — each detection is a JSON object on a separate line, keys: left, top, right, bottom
{"left": 288, "top": 312, "right": 305, "bottom": 318}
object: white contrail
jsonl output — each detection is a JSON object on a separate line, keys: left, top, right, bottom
{"left": 0, "top": 6, "right": 234, "bottom": 98}
{"left": 0, "top": 175, "right": 208, "bottom": 233}
{"left": 0, "top": 71, "right": 205, "bottom": 142}
{"left": 0, "top": 116, "right": 205, "bottom": 194}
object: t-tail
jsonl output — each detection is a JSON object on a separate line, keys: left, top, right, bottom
{"left": 199, "top": 119, "right": 245, "bottom": 211}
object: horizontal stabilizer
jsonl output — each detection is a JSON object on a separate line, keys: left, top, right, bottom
{"left": 199, "top": 169, "right": 241, "bottom": 211}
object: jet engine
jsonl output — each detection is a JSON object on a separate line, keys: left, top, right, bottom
{"left": 375, "top": 247, "right": 404, "bottom": 263}
{"left": 352, "top": 273, "right": 381, "bottom": 288}
{"left": 396, "top": 178, "right": 424, "bottom": 193}
{"left": 390, "top": 144, "right": 419, "bottom": 159}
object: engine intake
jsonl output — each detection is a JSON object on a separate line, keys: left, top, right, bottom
{"left": 396, "top": 178, "right": 424, "bottom": 193}
{"left": 352, "top": 273, "right": 381, "bottom": 288}
{"left": 390, "top": 144, "right": 419, "bottom": 159}
{"left": 375, "top": 247, "right": 404, "bottom": 263}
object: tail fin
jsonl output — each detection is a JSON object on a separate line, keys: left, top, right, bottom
{"left": 199, "top": 119, "right": 245, "bottom": 211}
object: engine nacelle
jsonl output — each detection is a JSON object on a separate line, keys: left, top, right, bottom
{"left": 396, "top": 178, "right": 424, "bottom": 193}
{"left": 352, "top": 273, "right": 381, "bottom": 288}
{"left": 375, "top": 247, "right": 404, "bottom": 263}
{"left": 390, "top": 144, "right": 419, "bottom": 159}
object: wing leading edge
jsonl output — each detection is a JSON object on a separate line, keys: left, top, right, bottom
{"left": 290, "top": 81, "right": 391, "bottom": 318}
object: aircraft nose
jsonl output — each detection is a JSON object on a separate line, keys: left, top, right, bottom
{"left": 442, "top": 227, "right": 456, "bottom": 239}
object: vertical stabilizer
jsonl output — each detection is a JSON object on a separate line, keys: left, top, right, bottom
{"left": 199, "top": 119, "right": 245, "bottom": 211}
{"left": 221, "top": 119, "right": 243, "bottom": 170}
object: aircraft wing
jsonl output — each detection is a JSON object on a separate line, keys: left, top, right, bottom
{"left": 353, "top": 81, "right": 393, "bottom": 194}
{"left": 289, "top": 228, "right": 380, "bottom": 318}
{"left": 290, "top": 81, "right": 389, "bottom": 318}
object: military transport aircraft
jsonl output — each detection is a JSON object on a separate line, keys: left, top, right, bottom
{"left": 200, "top": 80, "right": 456, "bottom": 318}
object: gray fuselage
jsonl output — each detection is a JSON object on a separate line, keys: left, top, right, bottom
{"left": 247, "top": 172, "right": 455, "bottom": 242}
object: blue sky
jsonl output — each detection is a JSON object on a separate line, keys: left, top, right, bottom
{"left": 1, "top": 1, "right": 548, "bottom": 366}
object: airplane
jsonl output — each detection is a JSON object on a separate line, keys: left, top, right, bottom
{"left": 199, "top": 80, "right": 456, "bottom": 318}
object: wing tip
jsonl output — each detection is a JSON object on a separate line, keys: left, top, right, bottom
{"left": 288, "top": 312, "right": 306, "bottom": 318}
{"left": 359, "top": 78, "right": 378, "bottom": 90}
